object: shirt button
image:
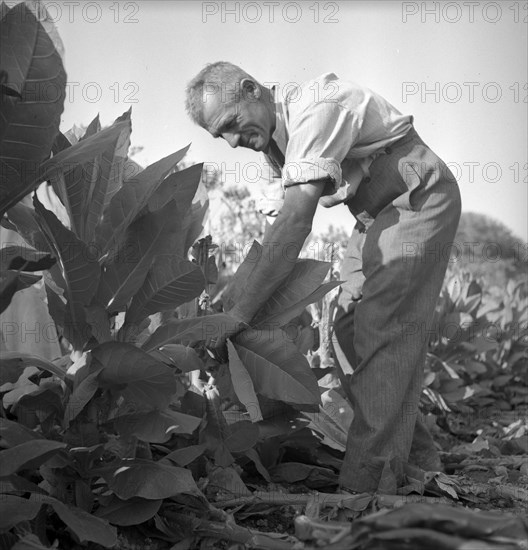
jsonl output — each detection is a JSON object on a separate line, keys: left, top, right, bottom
{"left": 385, "top": 146, "right": 392, "bottom": 154}
{"left": 364, "top": 177, "right": 371, "bottom": 183}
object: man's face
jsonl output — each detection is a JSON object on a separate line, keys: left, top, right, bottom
{"left": 201, "top": 84, "right": 274, "bottom": 152}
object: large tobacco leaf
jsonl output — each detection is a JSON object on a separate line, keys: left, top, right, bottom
{"left": 113, "top": 409, "right": 202, "bottom": 443}
{"left": 94, "top": 496, "right": 162, "bottom": 527}
{"left": 162, "top": 444, "right": 208, "bottom": 467}
{"left": 33, "top": 195, "right": 100, "bottom": 350}
{"left": 16, "top": 388, "right": 63, "bottom": 429}
{"left": 147, "top": 163, "right": 208, "bottom": 259}
{"left": 95, "top": 110, "right": 133, "bottom": 217}
{"left": 0, "top": 495, "right": 41, "bottom": 530}
{"left": 150, "top": 344, "right": 204, "bottom": 373}
{"left": 222, "top": 240, "right": 262, "bottom": 311}
{"left": 2, "top": 203, "right": 50, "bottom": 252}
{"left": 90, "top": 342, "right": 176, "bottom": 409}
{"left": 96, "top": 164, "right": 206, "bottom": 313}
{"left": 45, "top": 277, "right": 66, "bottom": 333}
{"left": 41, "top": 119, "right": 130, "bottom": 188}
{"left": 0, "top": 243, "right": 55, "bottom": 310}
{"left": 50, "top": 111, "right": 132, "bottom": 243}
{"left": 142, "top": 313, "right": 234, "bottom": 351}
{"left": 63, "top": 371, "right": 99, "bottom": 425}
{"left": 94, "top": 201, "right": 182, "bottom": 312}
{"left": 105, "top": 458, "right": 201, "bottom": 500}
{"left": 260, "top": 279, "right": 342, "bottom": 328}
{"left": 85, "top": 303, "right": 112, "bottom": 343}
{"left": 223, "top": 244, "right": 340, "bottom": 328}
{"left": 223, "top": 420, "right": 260, "bottom": 453}
{"left": 79, "top": 112, "right": 102, "bottom": 141}
{"left": 179, "top": 178, "right": 209, "bottom": 256}
{"left": 252, "top": 259, "right": 330, "bottom": 325}
{"left": 0, "top": 440, "right": 66, "bottom": 476}
{"left": 0, "top": 418, "right": 43, "bottom": 446}
{"left": 0, "top": 271, "right": 40, "bottom": 314}
{"left": 36, "top": 495, "right": 117, "bottom": 547}
{"left": 125, "top": 255, "right": 205, "bottom": 325}
{"left": 0, "top": 245, "right": 55, "bottom": 272}
{"left": 0, "top": 352, "right": 66, "bottom": 384}
{"left": 233, "top": 327, "right": 320, "bottom": 407}
{"left": 147, "top": 163, "right": 203, "bottom": 213}
{"left": 0, "top": 2, "right": 66, "bottom": 216}
{"left": 5, "top": 119, "right": 130, "bottom": 233}
{"left": 1, "top": 205, "right": 69, "bottom": 312}
{"left": 98, "top": 145, "right": 190, "bottom": 258}
{"left": 227, "top": 340, "right": 263, "bottom": 422}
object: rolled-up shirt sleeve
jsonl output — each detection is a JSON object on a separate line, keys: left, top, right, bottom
{"left": 257, "top": 153, "right": 285, "bottom": 217}
{"left": 282, "top": 98, "right": 359, "bottom": 197}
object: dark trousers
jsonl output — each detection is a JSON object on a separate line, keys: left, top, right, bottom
{"left": 335, "top": 127, "right": 461, "bottom": 492}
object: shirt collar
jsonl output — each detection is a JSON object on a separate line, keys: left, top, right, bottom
{"left": 270, "top": 85, "right": 287, "bottom": 155}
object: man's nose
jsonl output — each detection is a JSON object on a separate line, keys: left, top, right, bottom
{"left": 223, "top": 132, "right": 240, "bottom": 148}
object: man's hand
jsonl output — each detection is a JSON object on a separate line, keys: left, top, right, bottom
{"left": 205, "top": 182, "right": 325, "bottom": 364}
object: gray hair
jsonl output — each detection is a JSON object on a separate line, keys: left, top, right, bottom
{"left": 185, "top": 61, "right": 258, "bottom": 126}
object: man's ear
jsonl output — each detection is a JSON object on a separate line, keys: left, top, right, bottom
{"left": 240, "top": 78, "right": 261, "bottom": 101}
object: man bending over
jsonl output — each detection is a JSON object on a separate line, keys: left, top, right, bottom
{"left": 185, "top": 62, "right": 461, "bottom": 493}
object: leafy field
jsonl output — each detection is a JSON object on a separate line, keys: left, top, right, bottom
{"left": 1, "top": 2, "right": 527, "bottom": 549}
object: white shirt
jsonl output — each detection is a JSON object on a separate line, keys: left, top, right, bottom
{"left": 258, "top": 72, "right": 413, "bottom": 215}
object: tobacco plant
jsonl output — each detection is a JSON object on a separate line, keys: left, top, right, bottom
{"left": 0, "top": 3, "right": 345, "bottom": 546}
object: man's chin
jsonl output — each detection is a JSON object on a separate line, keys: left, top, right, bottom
{"left": 245, "top": 141, "right": 264, "bottom": 152}
{"left": 241, "top": 135, "right": 267, "bottom": 152}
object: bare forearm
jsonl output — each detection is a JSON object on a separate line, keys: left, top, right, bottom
{"left": 230, "top": 213, "right": 311, "bottom": 324}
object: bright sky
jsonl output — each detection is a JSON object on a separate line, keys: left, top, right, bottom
{"left": 48, "top": 0, "right": 527, "bottom": 240}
